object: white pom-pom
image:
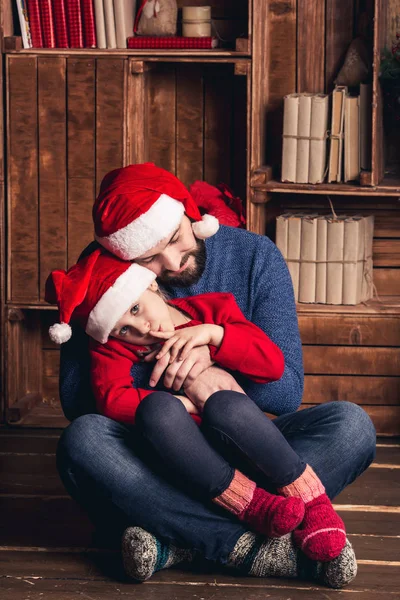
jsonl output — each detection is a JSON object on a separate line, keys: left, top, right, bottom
{"left": 49, "top": 322, "right": 72, "bottom": 344}
{"left": 192, "top": 214, "right": 219, "bottom": 239}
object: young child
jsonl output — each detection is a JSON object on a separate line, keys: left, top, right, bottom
{"left": 46, "top": 247, "right": 346, "bottom": 563}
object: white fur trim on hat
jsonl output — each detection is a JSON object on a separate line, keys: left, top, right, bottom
{"left": 49, "top": 322, "right": 72, "bottom": 344}
{"left": 95, "top": 194, "right": 185, "bottom": 260}
{"left": 86, "top": 264, "right": 156, "bottom": 344}
{"left": 192, "top": 214, "right": 219, "bottom": 239}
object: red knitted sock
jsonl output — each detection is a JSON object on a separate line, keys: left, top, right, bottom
{"left": 278, "top": 465, "right": 346, "bottom": 562}
{"left": 213, "top": 470, "right": 305, "bottom": 537}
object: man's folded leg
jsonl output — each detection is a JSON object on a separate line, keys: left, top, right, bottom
{"left": 56, "top": 414, "right": 247, "bottom": 563}
{"left": 56, "top": 408, "right": 370, "bottom": 585}
{"left": 271, "top": 401, "right": 376, "bottom": 500}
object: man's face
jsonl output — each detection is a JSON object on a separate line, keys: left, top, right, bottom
{"left": 135, "top": 215, "right": 206, "bottom": 287}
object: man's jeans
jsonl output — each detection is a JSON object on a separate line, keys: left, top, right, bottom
{"left": 57, "top": 401, "right": 376, "bottom": 563}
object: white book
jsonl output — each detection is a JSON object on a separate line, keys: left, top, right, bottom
{"left": 114, "top": 0, "right": 137, "bottom": 48}
{"left": 104, "top": 0, "right": 117, "bottom": 48}
{"left": 15, "top": 0, "right": 32, "bottom": 48}
{"left": 281, "top": 94, "right": 300, "bottom": 183}
{"left": 315, "top": 216, "right": 328, "bottom": 303}
{"left": 344, "top": 95, "right": 360, "bottom": 182}
{"left": 299, "top": 215, "right": 318, "bottom": 303}
{"left": 328, "top": 86, "right": 347, "bottom": 183}
{"left": 296, "top": 94, "right": 313, "bottom": 183}
{"left": 94, "top": 0, "right": 107, "bottom": 48}
{"left": 275, "top": 213, "right": 290, "bottom": 259}
{"left": 308, "top": 94, "right": 329, "bottom": 184}
{"left": 287, "top": 214, "right": 302, "bottom": 301}
{"left": 326, "top": 218, "right": 345, "bottom": 304}
{"left": 343, "top": 216, "right": 363, "bottom": 304}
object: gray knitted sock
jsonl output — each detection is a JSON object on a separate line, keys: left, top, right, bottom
{"left": 226, "top": 532, "right": 357, "bottom": 589}
{"left": 321, "top": 540, "right": 358, "bottom": 589}
{"left": 122, "top": 527, "right": 194, "bottom": 581}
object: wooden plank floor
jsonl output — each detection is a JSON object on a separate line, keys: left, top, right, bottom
{"left": 0, "top": 429, "right": 399, "bottom": 599}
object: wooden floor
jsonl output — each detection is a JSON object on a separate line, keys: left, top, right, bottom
{"left": 0, "top": 428, "right": 399, "bottom": 599}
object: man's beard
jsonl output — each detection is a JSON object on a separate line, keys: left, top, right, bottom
{"left": 158, "top": 239, "right": 206, "bottom": 287}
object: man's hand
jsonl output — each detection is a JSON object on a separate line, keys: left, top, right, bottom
{"left": 145, "top": 345, "right": 213, "bottom": 391}
{"left": 174, "top": 395, "right": 200, "bottom": 415}
{"left": 184, "top": 366, "right": 245, "bottom": 410}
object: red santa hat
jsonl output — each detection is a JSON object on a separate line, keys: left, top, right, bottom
{"left": 93, "top": 163, "right": 219, "bottom": 260}
{"left": 45, "top": 249, "right": 156, "bottom": 344}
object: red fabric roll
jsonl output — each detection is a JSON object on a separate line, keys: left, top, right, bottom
{"left": 26, "top": 0, "right": 43, "bottom": 48}
{"left": 41, "top": 0, "right": 56, "bottom": 48}
{"left": 52, "top": 0, "right": 69, "bottom": 48}
{"left": 81, "top": 0, "right": 97, "bottom": 48}
{"left": 66, "top": 0, "right": 84, "bottom": 48}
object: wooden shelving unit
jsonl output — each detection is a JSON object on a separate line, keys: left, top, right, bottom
{"left": 247, "top": 0, "right": 400, "bottom": 435}
{"left": 0, "top": 0, "right": 398, "bottom": 434}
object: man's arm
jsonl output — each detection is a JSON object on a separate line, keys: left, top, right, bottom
{"left": 239, "top": 242, "right": 304, "bottom": 415}
{"left": 184, "top": 365, "right": 245, "bottom": 409}
{"left": 59, "top": 325, "right": 97, "bottom": 421}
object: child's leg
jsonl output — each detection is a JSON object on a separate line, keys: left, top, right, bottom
{"left": 135, "top": 392, "right": 304, "bottom": 537}
{"left": 203, "top": 391, "right": 346, "bottom": 562}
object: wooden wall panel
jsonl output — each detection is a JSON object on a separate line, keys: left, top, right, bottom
{"left": 7, "top": 56, "right": 38, "bottom": 302}
{"left": 264, "top": 0, "right": 296, "bottom": 169}
{"left": 67, "top": 58, "right": 95, "bottom": 266}
{"left": 176, "top": 64, "right": 204, "bottom": 188}
{"left": 232, "top": 73, "right": 247, "bottom": 202}
{"left": 373, "top": 239, "right": 400, "bottom": 267}
{"left": 95, "top": 58, "right": 125, "bottom": 194}
{"left": 6, "top": 309, "right": 42, "bottom": 409}
{"left": 371, "top": 0, "right": 386, "bottom": 185}
{"left": 303, "top": 346, "right": 399, "bottom": 376}
{"left": 304, "top": 375, "right": 400, "bottom": 405}
{"left": 300, "top": 403, "right": 400, "bottom": 436}
{"left": 147, "top": 65, "right": 176, "bottom": 174}
{"left": 67, "top": 178, "right": 95, "bottom": 266}
{"left": 374, "top": 268, "right": 400, "bottom": 296}
{"left": 127, "top": 61, "right": 148, "bottom": 165}
{"left": 325, "top": 0, "right": 354, "bottom": 91}
{"left": 38, "top": 57, "right": 67, "bottom": 301}
{"left": 361, "top": 405, "right": 400, "bottom": 436}
{"left": 297, "top": 0, "right": 325, "bottom": 93}
{"left": 204, "top": 65, "right": 232, "bottom": 185}
{"left": 299, "top": 315, "right": 400, "bottom": 346}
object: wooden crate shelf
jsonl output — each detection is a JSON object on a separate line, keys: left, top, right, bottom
{"left": 251, "top": 177, "right": 400, "bottom": 198}
{"left": 5, "top": 48, "right": 251, "bottom": 60}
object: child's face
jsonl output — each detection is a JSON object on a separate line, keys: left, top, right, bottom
{"left": 110, "top": 286, "right": 174, "bottom": 345}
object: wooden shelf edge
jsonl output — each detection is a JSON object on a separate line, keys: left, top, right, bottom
{"left": 252, "top": 179, "right": 400, "bottom": 197}
{"left": 296, "top": 296, "right": 400, "bottom": 316}
{"left": 4, "top": 47, "right": 251, "bottom": 60}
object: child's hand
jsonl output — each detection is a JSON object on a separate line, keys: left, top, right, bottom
{"left": 150, "top": 324, "right": 224, "bottom": 363}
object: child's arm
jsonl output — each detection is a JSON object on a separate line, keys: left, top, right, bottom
{"left": 152, "top": 324, "right": 224, "bottom": 362}
{"left": 91, "top": 340, "right": 200, "bottom": 423}
{"left": 91, "top": 340, "right": 153, "bottom": 424}
{"left": 152, "top": 294, "right": 285, "bottom": 384}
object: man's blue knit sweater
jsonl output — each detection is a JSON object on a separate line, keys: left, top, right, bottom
{"left": 59, "top": 226, "right": 304, "bottom": 421}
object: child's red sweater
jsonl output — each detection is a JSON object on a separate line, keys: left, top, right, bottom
{"left": 90, "top": 292, "right": 285, "bottom": 424}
